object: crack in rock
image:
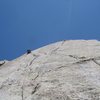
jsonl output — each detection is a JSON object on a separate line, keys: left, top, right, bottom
{"left": 50, "top": 41, "right": 67, "bottom": 55}
{"left": 40, "top": 56, "right": 100, "bottom": 73}
{"left": 54, "top": 57, "right": 100, "bottom": 71}
{"left": 54, "top": 66, "right": 67, "bottom": 71}
{"left": 74, "top": 57, "right": 100, "bottom": 65}
{"left": 74, "top": 58, "right": 94, "bottom": 64}
{"left": 69, "top": 55, "right": 86, "bottom": 60}
{"left": 21, "top": 85, "right": 24, "bottom": 100}
{"left": 92, "top": 59, "right": 100, "bottom": 66}
{"left": 29, "top": 54, "right": 40, "bottom": 66}
{"left": 69, "top": 55, "right": 100, "bottom": 65}
{"left": 50, "top": 47, "right": 60, "bottom": 55}
{"left": 31, "top": 83, "right": 40, "bottom": 95}
{"left": 33, "top": 74, "right": 39, "bottom": 81}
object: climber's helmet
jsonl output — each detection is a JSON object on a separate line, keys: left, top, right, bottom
{"left": 27, "top": 49, "right": 31, "bottom": 54}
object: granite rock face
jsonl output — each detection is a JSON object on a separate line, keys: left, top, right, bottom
{"left": 1, "top": 40, "right": 100, "bottom": 100}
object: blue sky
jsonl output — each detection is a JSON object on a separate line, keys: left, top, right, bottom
{"left": 0, "top": 0, "right": 100, "bottom": 60}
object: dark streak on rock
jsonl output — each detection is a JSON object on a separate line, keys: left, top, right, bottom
{"left": 74, "top": 58, "right": 94, "bottom": 64}
{"left": 33, "top": 74, "right": 39, "bottom": 81}
{"left": 29, "top": 55, "right": 39, "bottom": 66}
{"left": 69, "top": 55, "right": 86, "bottom": 60}
{"left": 21, "top": 85, "right": 24, "bottom": 100}
{"left": 50, "top": 47, "right": 60, "bottom": 55}
{"left": 92, "top": 59, "right": 100, "bottom": 66}
{"left": 55, "top": 66, "right": 67, "bottom": 71}
{"left": 31, "top": 83, "right": 40, "bottom": 95}
{"left": 68, "top": 55, "right": 100, "bottom": 65}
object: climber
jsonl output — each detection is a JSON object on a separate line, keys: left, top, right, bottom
{"left": 27, "top": 49, "right": 31, "bottom": 54}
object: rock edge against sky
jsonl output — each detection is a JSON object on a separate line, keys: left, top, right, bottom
{"left": 0, "top": 40, "right": 100, "bottom": 100}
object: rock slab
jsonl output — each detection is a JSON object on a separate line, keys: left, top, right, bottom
{"left": 0, "top": 40, "right": 100, "bottom": 100}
